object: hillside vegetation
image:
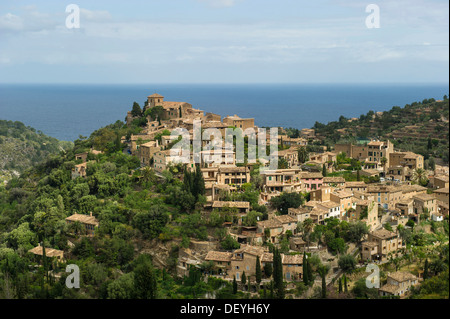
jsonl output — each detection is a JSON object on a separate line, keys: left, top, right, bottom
{"left": 312, "top": 96, "right": 449, "bottom": 163}
{"left": 0, "top": 120, "right": 73, "bottom": 181}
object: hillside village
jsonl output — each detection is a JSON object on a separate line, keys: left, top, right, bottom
{"left": 70, "top": 94, "right": 448, "bottom": 298}
{"left": 0, "top": 93, "right": 448, "bottom": 299}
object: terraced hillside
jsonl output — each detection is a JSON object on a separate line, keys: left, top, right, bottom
{"left": 313, "top": 97, "right": 449, "bottom": 163}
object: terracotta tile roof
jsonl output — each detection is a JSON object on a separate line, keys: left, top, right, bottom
{"left": 219, "top": 167, "right": 248, "bottom": 173}
{"left": 362, "top": 241, "right": 378, "bottom": 248}
{"left": 282, "top": 254, "right": 303, "bottom": 265}
{"left": 368, "top": 141, "right": 384, "bottom": 146}
{"left": 261, "top": 252, "right": 273, "bottom": 263}
{"left": 323, "top": 177, "right": 346, "bottom": 183}
{"left": 379, "top": 284, "right": 400, "bottom": 294}
{"left": 29, "top": 245, "right": 64, "bottom": 258}
{"left": 288, "top": 207, "right": 311, "bottom": 215}
{"left": 212, "top": 201, "right": 250, "bottom": 209}
{"left": 161, "top": 101, "right": 189, "bottom": 109}
{"left": 205, "top": 251, "right": 232, "bottom": 262}
{"left": 274, "top": 215, "right": 296, "bottom": 224}
{"left": 413, "top": 193, "right": 436, "bottom": 202}
{"left": 434, "top": 175, "right": 449, "bottom": 182}
{"left": 434, "top": 187, "right": 449, "bottom": 194}
{"left": 300, "top": 172, "right": 324, "bottom": 179}
{"left": 345, "top": 181, "right": 367, "bottom": 188}
{"left": 371, "top": 229, "right": 397, "bottom": 240}
{"left": 388, "top": 271, "right": 418, "bottom": 283}
{"left": 65, "top": 213, "right": 99, "bottom": 226}
{"left": 403, "top": 152, "right": 421, "bottom": 159}
{"left": 148, "top": 93, "right": 164, "bottom": 98}
{"left": 332, "top": 190, "right": 354, "bottom": 198}
{"left": 257, "top": 219, "right": 283, "bottom": 229}
{"left": 233, "top": 245, "right": 267, "bottom": 257}
{"left": 318, "top": 201, "right": 340, "bottom": 209}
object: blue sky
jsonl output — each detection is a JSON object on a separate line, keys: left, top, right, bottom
{"left": 0, "top": 0, "right": 448, "bottom": 84}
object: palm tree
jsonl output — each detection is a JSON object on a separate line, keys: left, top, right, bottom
{"left": 380, "top": 157, "right": 387, "bottom": 173}
{"left": 140, "top": 166, "right": 156, "bottom": 186}
{"left": 302, "top": 218, "right": 314, "bottom": 251}
{"left": 411, "top": 168, "right": 428, "bottom": 186}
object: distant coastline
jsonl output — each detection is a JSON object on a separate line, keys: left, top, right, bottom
{"left": 0, "top": 83, "right": 448, "bottom": 142}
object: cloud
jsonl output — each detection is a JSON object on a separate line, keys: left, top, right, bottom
{"left": 197, "top": 0, "right": 240, "bottom": 8}
{"left": 0, "top": 13, "right": 24, "bottom": 32}
{"left": 80, "top": 8, "right": 112, "bottom": 22}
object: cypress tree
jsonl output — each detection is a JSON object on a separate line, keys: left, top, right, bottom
{"left": 424, "top": 259, "right": 429, "bottom": 280}
{"left": 255, "top": 256, "right": 262, "bottom": 286}
{"left": 41, "top": 242, "right": 48, "bottom": 283}
{"left": 193, "top": 164, "right": 205, "bottom": 200}
{"left": 241, "top": 271, "right": 247, "bottom": 286}
{"left": 322, "top": 164, "right": 327, "bottom": 177}
{"left": 357, "top": 169, "right": 361, "bottom": 181}
{"left": 233, "top": 276, "right": 237, "bottom": 294}
{"left": 338, "top": 277, "right": 342, "bottom": 293}
{"left": 303, "top": 252, "right": 309, "bottom": 285}
{"left": 343, "top": 275, "right": 348, "bottom": 293}
{"left": 269, "top": 280, "right": 274, "bottom": 299}
{"left": 307, "top": 259, "right": 313, "bottom": 286}
{"left": 320, "top": 266, "right": 327, "bottom": 299}
{"left": 183, "top": 169, "right": 193, "bottom": 194}
{"left": 273, "top": 248, "right": 284, "bottom": 299}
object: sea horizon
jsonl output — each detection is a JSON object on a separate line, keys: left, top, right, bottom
{"left": 1, "top": 82, "right": 448, "bottom": 142}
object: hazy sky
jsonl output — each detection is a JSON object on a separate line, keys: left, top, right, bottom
{"left": 0, "top": 0, "right": 448, "bottom": 84}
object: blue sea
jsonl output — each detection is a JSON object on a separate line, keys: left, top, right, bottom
{"left": 0, "top": 83, "right": 448, "bottom": 142}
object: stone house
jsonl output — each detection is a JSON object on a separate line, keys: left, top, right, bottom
{"left": 138, "top": 140, "right": 160, "bottom": 166}
{"left": 300, "top": 172, "right": 323, "bottom": 191}
{"left": 288, "top": 207, "right": 313, "bottom": 223}
{"left": 322, "top": 177, "right": 346, "bottom": 188}
{"left": 222, "top": 114, "right": 255, "bottom": 131}
{"left": 413, "top": 193, "right": 437, "bottom": 217}
{"left": 379, "top": 271, "right": 419, "bottom": 297}
{"left": 65, "top": 212, "right": 99, "bottom": 235}
{"left": 434, "top": 187, "right": 449, "bottom": 205}
{"left": 204, "top": 251, "right": 233, "bottom": 276}
{"left": 229, "top": 245, "right": 268, "bottom": 281}
{"left": 361, "top": 229, "right": 403, "bottom": 261}
{"left": 28, "top": 243, "right": 65, "bottom": 263}
{"left": 260, "top": 169, "right": 302, "bottom": 201}
{"left": 432, "top": 175, "right": 449, "bottom": 189}
{"left": 72, "top": 162, "right": 88, "bottom": 179}
{"left": 345, "top": 181, "right": 368, "bottom": 193}
{"left": 366, "top": 185, "right": 404, "bottom": 211}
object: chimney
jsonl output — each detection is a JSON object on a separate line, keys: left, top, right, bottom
{"left": 90, "top": 212, "right": 93, "bottom": 217}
